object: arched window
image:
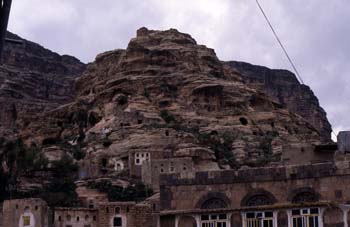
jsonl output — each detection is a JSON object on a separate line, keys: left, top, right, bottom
{"left": 289, "top": 188, "right": 319, "bottom": 204}
{"left": 245, "top": 194, "right": 274, "bottom": 207}
{"left": 201, "top": 198, "right": 227, "bottom": 210}
{"left": 241, "top": 190, "right": 277, "bottom": 207}
{"left": 292, "top": 192, "right": 319, "bottom": 203}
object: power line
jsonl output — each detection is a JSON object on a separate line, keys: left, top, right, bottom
{"left": 254, "top": 0, "right": 304, "bottom": 84}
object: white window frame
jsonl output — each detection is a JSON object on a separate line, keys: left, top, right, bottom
{"left": 242, "top": 211, "right": 278, "bottom": 227}
{"left": 243, "top": 211, "right": 275, "bottom": 227}
{"left": 200, "top": 213, "right": 229, "bottom": 227}
{"left": 288, "top": 208, "right": 322, "bottom": 227}
{"left": 134, "top": 152, "right": 150, "bottom": 165}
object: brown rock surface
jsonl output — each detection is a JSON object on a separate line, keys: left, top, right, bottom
{"left": 225, "top": 61, "right": 332, "bottom": 142}
{"left": 0, "top": 32, "right": 86, "bottom": 140}
{"left": 24, "top": 28, "right": 323, "bottom": 174}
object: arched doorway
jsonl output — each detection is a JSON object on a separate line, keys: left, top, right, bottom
{"left": 324, "top": 207, "right": 344, "bottom": 226}
{"left": 178, "top": 216, "right": 196, "bottom": 227}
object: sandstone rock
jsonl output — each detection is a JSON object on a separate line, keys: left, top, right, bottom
{"left": 24, "top": 28, "right": 323, "bottom": 176}
{"left": 0, "top": 31, "right": 85, "bottom": 140}
{"left": 225, "top": 61, "right": 332, "bottom": 142}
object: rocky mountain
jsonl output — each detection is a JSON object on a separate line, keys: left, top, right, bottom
{"left": 0, "top": 32, "right": 86, "bottom": 140}
{"left": 22, "top": 27, "right": 323, "bottom": 175}
{"left": 225, "top": 61, "right": 332, "bottom": 142}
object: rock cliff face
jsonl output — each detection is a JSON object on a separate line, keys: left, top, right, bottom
{"left": 23, "top": 28, "right": 323, "bottom": 176}
{"left": 225, "top": 61, "right": 332, "bottom": 142}
{"left": 0, "top": 32, "right": 86, "bottom": 139}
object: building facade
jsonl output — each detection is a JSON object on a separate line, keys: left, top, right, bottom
{"left": 159, "top": 161, "right": 350, "bottom": 227}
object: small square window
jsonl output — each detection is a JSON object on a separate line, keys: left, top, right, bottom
{"left": 210, "top": 215, "right": 217, "bottom": 220}
{"left": 218, "top": 214, "right": 227, "bottom": 219}
{"left": 201, "top": 215, "right": 209, "bottom": 220}
{"left": 265, "top": 211, "right": 273, "bottom": 217}
{"left": 246, "top": 212, "right": 255, "bottom": 218}
{"left": 292, "top": 209, "right": 300, "bottom": 215}
{"left": 310, "top": 208, "right": 319, "bottom": 214}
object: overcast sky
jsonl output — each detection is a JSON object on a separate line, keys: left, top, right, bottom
{"left": 7, "top": 0, "right": 350, "bottom": 140}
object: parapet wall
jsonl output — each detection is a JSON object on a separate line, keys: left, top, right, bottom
{"left": 159, "top": 161, "right": 350, "bottom": 212}
{"left": 160, "top": 161, "right": 343, "bottom": 186}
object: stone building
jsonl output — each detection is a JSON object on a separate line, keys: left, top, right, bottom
{"left": 97, "top": 202, "right": 155, "bottom": 227}
{"left": 159, "top": 160, "right": 350, "bottom": 227}
{"left": 142, "top": 157, "right": 194, "bottom": 191}
{"left": 1, "top": 134, "right": 349, "bottom": 227}
{"left": 54, "top": 207, "right": 98, "bottom": 227}
{"left": 2, "top": 198, "right": 51, "bottom": 227}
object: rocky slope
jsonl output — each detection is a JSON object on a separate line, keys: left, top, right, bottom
{"left": 23, "top": 28, "right": 323, "bottom": 176}
{"left": 0, "top": 32, "right": 86, "bottom": 140}
{"left": 225, "top": 61, "right": 332, "bottom": 142}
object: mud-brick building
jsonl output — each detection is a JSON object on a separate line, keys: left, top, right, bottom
{"left": 98, "top": 202, "right": 155, "bottom": 227}
{"left": 2, "top": 198, "right": 51, "bottom": 227}
{"left": 54, "top": 207, "right": 98, "bottom": 227}
{"left": 159, "top": 161, "right": 350, "bottom": 227}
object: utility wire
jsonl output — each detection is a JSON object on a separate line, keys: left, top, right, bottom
{"left": 255, "top": 0, "right": 304, "bottom": 84}
{"left": 255, "top": 0, "right": 340, "bottom": 141}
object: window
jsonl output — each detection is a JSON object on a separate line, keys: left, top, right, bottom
{"left": 102, "top": 158, "right": 108, "bottom": 167}
{"left": 245, "top": 211, "right": 274, "bottom": 227}
{"left": 115, "top": 207, "right": 120, "bottom": 214}
{"left": 169, "top": 162, "right": 175, "bottom": 172}
{"left": 291, "top": 208, "right": 319, "bottom": 227}
{"left": 134, "top": 152, "right": 150, "bottom": 165}
{"left": 77, "top": 216, "right": 80, "bottom": 222}
{"left": 113, "top": 217, "right": 122, "bottom": 227}
{"left": 23, "top": 216, "right": 31, "bottom": 226}
{"left": 89, "top": 200, "right": 94, "bottom": 209}
{"left": 67, "top": 215, "right": 71, "bottom": 221}
{"left": 201, "top": 214, "right": 228, "bottom": 227}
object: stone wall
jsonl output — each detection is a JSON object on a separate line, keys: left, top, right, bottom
{"left": 160, "top": 161, "right": 350, "bottom": 211}
{"left": 129, "top": 149, "right": 166, "bottom": 178}
{"left": 54, "top": 207, "right": 98, "bottom": 227}
{"left": 281, "top": 143, "right": 335, "bottom": 165}
{"left": 2, "top": 198, "right": 49, "bottom": 227}
{"left": 75, "top": 186, "right": 108, "bottom": 209}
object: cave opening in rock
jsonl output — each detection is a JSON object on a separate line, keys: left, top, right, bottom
{"left": 239, "top": 117, "right": 248, "bottom": 125}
